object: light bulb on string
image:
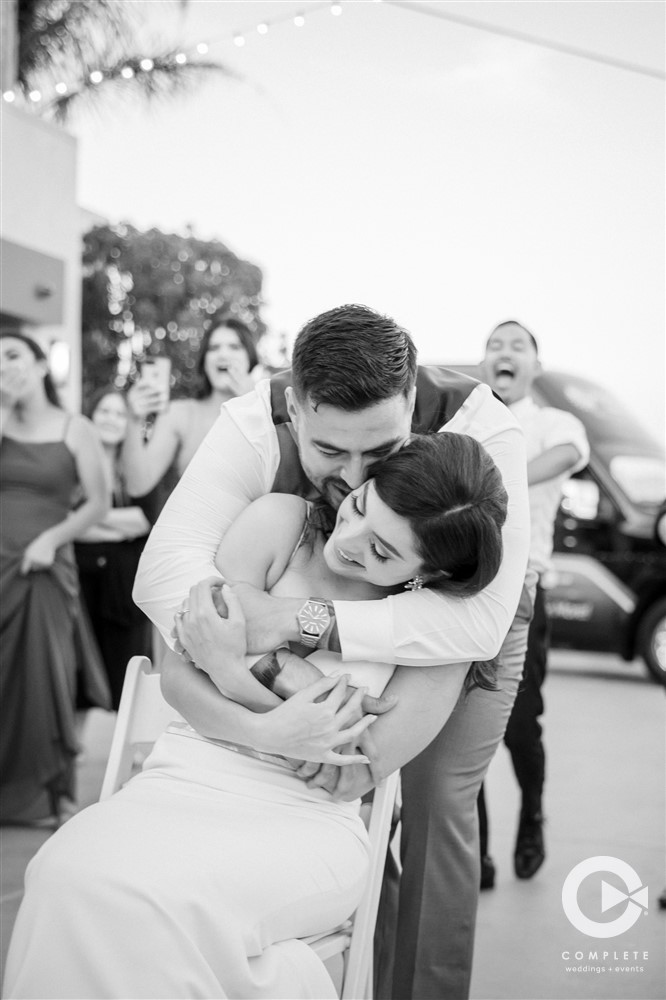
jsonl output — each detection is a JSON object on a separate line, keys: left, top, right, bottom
{"left": 233, "top": 34, "right": 245, "bottom": 47}
{"left": 3, "top": 90, "right": 16, "bottom": 102}
{"left": 196, "top": 42, "right": 209, "bottom": 54}
{"left": 294, "top": 13, "right": 305, "bottom": 27}
{"left": 330, "top": 2, "right": 342, "bottom": 14}
{"left": 121, "top": 66, "right": 134, "bottom": 79}
{"left": 175, "top": 52, "right": 187, "bottom": 64}
{"left": 139, "top": 58, "right": 154, "bottom": 72}
{"left": 89, "top": 70, "right": 103, "bottom": 84}
{"left": 28, "top": 90, "right": 41, "bottom": 102}
{"left": 257, "top": 23, "right": 269, "bottom": 35}
{"left": 54, "top": 82, "right": 67, "bottom": 94}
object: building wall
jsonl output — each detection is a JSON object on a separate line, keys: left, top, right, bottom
{"left": 1, "top": 1, "right": 18, "bottom": 93}
{"left": 1, "top": 103, "right": 82, "bottom": 411}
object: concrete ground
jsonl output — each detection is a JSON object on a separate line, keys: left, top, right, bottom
{"left": 1, "top": 650, "right": 664, "bottom": 999}
{"left": 471, "top": 651, "right": 665, "bottom": 1000}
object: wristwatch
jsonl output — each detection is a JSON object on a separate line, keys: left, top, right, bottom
{"left": 297, "top": 598, "right": 332, "bottom": 648}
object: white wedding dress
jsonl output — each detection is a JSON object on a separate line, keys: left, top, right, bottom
{"left": 4, "top": 646, "right": 394, "bottom": 1000}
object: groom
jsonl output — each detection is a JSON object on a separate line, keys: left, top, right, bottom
{"left": 134, "top": 304, "right": 532, "bottom": 1000}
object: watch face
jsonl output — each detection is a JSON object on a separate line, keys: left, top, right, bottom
{"left": 299, "top": 601, "right": 330, "bottom": 637}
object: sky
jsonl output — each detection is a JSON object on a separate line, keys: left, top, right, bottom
{"left": 69, "top": 0, "right": 665, "bottom": 445}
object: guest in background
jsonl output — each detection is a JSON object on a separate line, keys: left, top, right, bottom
{"left": 477, "top": 320, "right": 589, "bottom": 886}
{"left": 0, "top": 332, "right": 111, "bottom": 826}
{"left": 75, "top": 388, "right": 155, "bottom": 710}
{"left": 122, "top": 315, "right": 259, "bottom": 500}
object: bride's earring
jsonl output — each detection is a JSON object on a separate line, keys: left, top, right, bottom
{"left": 404, "top": 575, "right": 424, "bottom": 591}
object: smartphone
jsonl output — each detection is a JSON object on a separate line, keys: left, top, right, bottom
{"left": 140, "top": 357, "right": 172, "bottom": 398}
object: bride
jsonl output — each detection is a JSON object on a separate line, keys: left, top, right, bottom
{"left": 4, "top": 432, "right": 507, "bottom": 1000}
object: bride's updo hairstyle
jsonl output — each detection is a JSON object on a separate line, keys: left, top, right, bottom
{"left": 371, "top": 432, "right": 508, "bottom": 597}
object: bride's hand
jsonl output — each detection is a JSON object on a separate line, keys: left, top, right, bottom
{"left": 174, "top": 581, "right": 246, "bottom": 686}
{"left": 260, "top": 674, "right": 377, "bottom": 764}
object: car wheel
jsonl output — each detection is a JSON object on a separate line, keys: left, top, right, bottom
{"left": 637, "top": 597, "right": 666, "bottom": 687}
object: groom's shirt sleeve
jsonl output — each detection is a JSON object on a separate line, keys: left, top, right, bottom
{"left": 334, "top": 382, "right": 531, "bottom": 666}
{"left": 133, "top": 381, "right": 280, "bottom": 643}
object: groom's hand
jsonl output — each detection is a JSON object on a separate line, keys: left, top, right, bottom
{"left": 297, "top": 728, "right": 382, "bottom": 801}
{"left": 229, "top": 582, "right": 302, "bottom": 652}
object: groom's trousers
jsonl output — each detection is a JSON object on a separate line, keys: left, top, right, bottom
{"left": 374, "top": 578, "right": 534, "bottom": 1000}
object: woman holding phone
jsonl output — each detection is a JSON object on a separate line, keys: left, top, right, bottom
{"left": 122, "top": 315, "right": 259, "bottom": 500}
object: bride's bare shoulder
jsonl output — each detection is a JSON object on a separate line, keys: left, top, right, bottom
{"left": 246, "top": 493, "right": 309, "bottom": 526}
{"left": 215, "top": 494, "right": 310, "bottom": 587}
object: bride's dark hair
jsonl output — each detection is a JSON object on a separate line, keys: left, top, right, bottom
{"left": 371, "top": 432, "right": 507, "bottom": 597}
{"left": 371, "top": 432, "right": 508, "bottom": 692}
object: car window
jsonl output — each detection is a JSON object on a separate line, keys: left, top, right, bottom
{"left": 609, "top": 456, "right": 666, "bottom": 506}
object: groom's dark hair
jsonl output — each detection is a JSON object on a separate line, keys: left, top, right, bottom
{"left": 291, "top": 304, "right": 417, "bottom": 411}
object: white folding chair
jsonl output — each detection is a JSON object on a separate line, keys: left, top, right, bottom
{"left": 304, "top": 768, "right": 399, "bottom": 999}
{"left": 99, "top": 655, "right": 182, "bottom": 799}
{"left": 100, "top": 656, "right": 400, "bottom": 999}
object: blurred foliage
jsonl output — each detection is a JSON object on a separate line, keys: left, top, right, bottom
{"left": 16, "top": 0, "right": 231, "bottom": 121}
{"left": 81, "top": 222, "right": 266, "bottom": 404}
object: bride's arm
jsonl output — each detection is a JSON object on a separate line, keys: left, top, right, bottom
{"left": 164, "top": 492, "right": 389, "bottom": 758}
{"left": 161, "top": 647, "right": 375, "bottom": 764}
{"left": 301, "top": 660, "right": 470, "bottom": 800}
{"left": 171, "top": 493, "right": 309, "bottom": 711}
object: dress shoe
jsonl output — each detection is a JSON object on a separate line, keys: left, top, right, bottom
{"left": 514, "top": 814, "right": 545, "bottom": 879}
{"left": 480, "top": 854, "right": 496, "bottom": 890}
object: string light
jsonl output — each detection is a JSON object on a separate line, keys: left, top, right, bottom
{"left": 13, "top": 2, "right": 352, "bottom": 108}
{"left": 12, "top": 0, "right": 656, "bottom": 115}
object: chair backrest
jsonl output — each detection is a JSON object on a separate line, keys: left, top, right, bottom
{"left": 100, "top": 655, "right": 399, "bottom": 1000}
{"left": 99, "top": 655, "right": 183, "bottom": 800}
{"left": 341, "top": 769, "right": 399, "bottom": 999}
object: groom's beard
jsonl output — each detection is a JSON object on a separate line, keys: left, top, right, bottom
{"left": 319, "top": 477, "right": 351, "bottom": 511}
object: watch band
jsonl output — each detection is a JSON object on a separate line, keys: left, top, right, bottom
{"left": 299, "top": 631, "right": 319, "bottom": 649}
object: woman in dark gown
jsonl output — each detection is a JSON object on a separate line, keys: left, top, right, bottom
{"left": 0, "top": 332, "right": 111, "bottom": 825}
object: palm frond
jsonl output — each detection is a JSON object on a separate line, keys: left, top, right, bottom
{"left": 46, "top": 57, "right": 236, "bottom": 122}
{"left": 16, "top": 0, "right": 233, "bottom": 122}
{"left": 18, "top": 0, "right": 134, "bottom": 84}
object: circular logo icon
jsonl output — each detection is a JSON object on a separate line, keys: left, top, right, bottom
{"left": 562, "top": 856, "right": 648, "bottom": 938}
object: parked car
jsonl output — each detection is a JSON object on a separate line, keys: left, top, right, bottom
{"left": 443, "top": 364, "right": 666, "bottom": 685}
